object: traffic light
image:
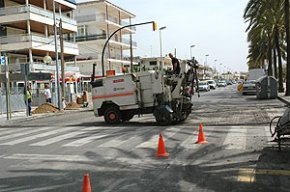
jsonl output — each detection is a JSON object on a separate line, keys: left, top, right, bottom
{"left": 152, "top": 22, "right": 157, "bottom": 31}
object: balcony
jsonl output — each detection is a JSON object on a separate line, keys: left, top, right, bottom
{"left": 122, "top": 38, "right": 137, "bottom": 47}
{"left": 0, "top": 5, "right": 77, "bottom": 33}
{"left": 0, "top": 34, "right": 78, "bottom": 56}
{"left": 75, "top": 34, "right": 136, "bottom": 49}
{"left": 75, "top": 13, "right": 135, "bottom": 34}
{"left": 76, "top": 34, "right": 106, "bottom": 42}
{"left": 8, "top": 0, "right": 76, "bottom": 12}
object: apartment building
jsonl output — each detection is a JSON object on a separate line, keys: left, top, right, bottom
{"left": 69, "top": 0, "right": 136, "bottom": 76}
{"left": 0, "top": 0, "right": 79, "bottom": 78}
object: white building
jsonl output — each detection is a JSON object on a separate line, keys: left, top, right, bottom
{"left": 68, "top": 0, "right": 136, "bottom": 76}
{"left": 0, "top": 0, "right": 79, "bottom": 76}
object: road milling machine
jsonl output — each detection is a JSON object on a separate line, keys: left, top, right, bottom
{"left": 90, "top": 61, "right": 197, "bottom": 125}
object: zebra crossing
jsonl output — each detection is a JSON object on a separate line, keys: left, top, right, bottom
{"left": 0, "top": 124, "right": 273, "bottom": 150}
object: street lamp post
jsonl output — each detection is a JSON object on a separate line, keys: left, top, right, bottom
{"left": 190, "top": 45, "right": 195, "bottom": 60}
{"left": 159, "top": 26, "right": 166, "bottom": 72}
{"left": 219, "top": 63, "right": 222, "bottom": 79}
{"left": 204, "top": 54, "right": 209, "bottom": 79}
{"left": 214, "top": 59, "right": 217, "bottom": 78}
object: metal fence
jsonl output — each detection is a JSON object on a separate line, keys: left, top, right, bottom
{"left": 0, "top": 87, "right": 59, "bottom": 114}
{"left": 0, "top": 87, "right": 26, "bottom": 114}
{"left": 0, "top": 86, "right": 92, "bottom": 114}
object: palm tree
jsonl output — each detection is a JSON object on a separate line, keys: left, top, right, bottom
{"left": 244, "top": 0, "right": 285, "bottom": 92}
{"left": 285, "top": 0, "right": 290, "bottom": 95}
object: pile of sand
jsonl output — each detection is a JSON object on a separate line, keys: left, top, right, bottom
{"left": 65, "top": 102, "right": 81, "bottom": 109}
{"left": 32, "top": 103, "right": 59, "bottom": 114}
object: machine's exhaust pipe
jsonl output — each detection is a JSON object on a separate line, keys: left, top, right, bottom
{"left": 91, "top": 63, "right": 96, "bottom": 83}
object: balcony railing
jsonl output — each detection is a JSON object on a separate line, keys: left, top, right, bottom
{"left": 0, "top": 34, "right": 78, "bottom": 49}
{"left": 0, "top": 5, "right": 76, "bottom": 25}
{"left": 75, "top": 13, "right": 136, "bottom": 30}
{"left": 75, "top": 34, "right": 106, "bottom": 42}
{"left": 75, "top": 34, "right": 136, "bottom": 47}
{"left": 121, "top": 38, "right": 137, "bottom": 47}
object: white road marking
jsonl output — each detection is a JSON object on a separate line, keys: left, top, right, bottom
{"left": 0, "top": 128, "right": 24, "bottom": 136}
{"left": 179, "top": 131, "right": 198, "bottom": 149}
{"left": 223, "top": 127, "right": 247, "bottom": 150}
{"left": 63, "top": 134, "right": 107, "bottom": 147}
{"left": 264, "top": 126, "right": 273, "bottom": 144}
{"left": 3, "top": 153, "right": 94, "bottom": 162}
{"left": 30, "top": 131, "right": 85, "bottom": 146}
{"left": 98, "top": 135, "right": 127, "bottom": 148}
{"left": 0, "top": 127, "right": 54, "bottom": 142}
{"left": 0, "top": 153, "right": 188, "bottom": 166}
{"left": 63, "top": 126, "right": 128, "bottom": 147}
{"left": 0, "top": 127, "right": 78, "bottom": 145}
{"left": 136, "top": 127, "right": 180, "bottom": 149}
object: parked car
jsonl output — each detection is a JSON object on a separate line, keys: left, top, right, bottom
{"left": 226, "top": 80, "right": 233, "bottom": 85}
{"left": 217, "top": 80, "right": 227, "bottom": 87}
{"left": 242, "top": 80, "right": 256, "bottom": 95}
{"left": 197, "top": 81, "right": 210, "bottom": 92}
{"left": 207, "top": 80, "right": 217, "bottom": 89}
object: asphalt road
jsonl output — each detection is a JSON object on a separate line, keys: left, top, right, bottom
{"left": 0, "top": 85, "right": 290, "bottom": 192}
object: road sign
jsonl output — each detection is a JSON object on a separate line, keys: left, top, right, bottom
{"left": 0, "top": 56, "right": 5, "bottom": 65}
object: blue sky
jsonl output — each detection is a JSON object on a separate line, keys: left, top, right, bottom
{"left": 77, "top": 0, "right": 249, "bottom": 72}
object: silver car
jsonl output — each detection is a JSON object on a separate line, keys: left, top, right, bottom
{"left": 197, "top": 81, "right": 210, "bottom": 92}
{"left": 207, "top": 80, "right": 217, "bottom": 89}
{"left": 242, "top": 80, "right": 256, "bottom": 95}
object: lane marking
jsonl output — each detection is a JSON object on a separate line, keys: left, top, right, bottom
{"left": 179, "top": 131, "right": 198, "bottom": 149}
{"left": 98, "top": 128, "right": 149, "bottom": 148}
{"left": 136, "top": 127, "right": 180, "bottom": 149}
{"left": 98, "top": 135, "right": 128, "bottom": 148}
{"left": 0, "top": 128, "right": 25, "bottom": 136}
{"left": 30, "top": 131, "right": 85, "bottom": 146}
{"left": 3, "top": 153, "right": 94, "bottom": 162}
{"left": 223, "top": 127, "right": 247, "bottom": 150}
{"left": 237, "top": 168, "right": 290, "bottom": 183}
{"left": 264, "top": 126, "right": 273, "bottom": 144}
{"left": 63, "top": 126, "right": 128, "bottom": 147}
{"left": 63, "top": 134, "right": 107, "bottom": 147}
{"left": 0, "top": 127, "right": 77, "bottom": 145}
{"left": 0, "top": 127, "right": 54, "bottom": 142}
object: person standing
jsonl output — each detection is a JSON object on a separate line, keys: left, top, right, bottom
{"left": 169, "top": 53, "right": 181, "bottom": 75}
{"left": 44, "top": 84, "right": 52, "bottom": 103}
{"left": 24, "top": 86, "right": 32, "bottom": 116}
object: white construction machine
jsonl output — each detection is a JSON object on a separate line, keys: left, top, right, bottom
{"left": 90, "top": 61, "right": 197, "bottom": 125}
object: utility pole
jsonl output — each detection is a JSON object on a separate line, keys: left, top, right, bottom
{"left": 59, "top": 18, "right": 65, "bottom": 101}
{"left": 4, "top": 52, "right": 11, "bottom": 120}
{"left": 53, "top": 0, "right": 61, "bottom": 109}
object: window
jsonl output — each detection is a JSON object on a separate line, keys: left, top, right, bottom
{"left": 149, "top": 61, "right": 157, "bottom": 66}
{"left": 77, "top": 25, "right": 88, "bottom": 36}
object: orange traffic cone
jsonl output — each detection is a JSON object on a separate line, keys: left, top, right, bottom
{"left": 155, "top": 133, "right": 169, "bottom": 158}
{"left": 196, "top": 123, "right": 208, "bottom": 144}
{"left": 82, "top": 173, "right": 91, "bottom": 192}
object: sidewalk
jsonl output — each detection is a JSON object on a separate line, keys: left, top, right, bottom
{"left": 0, "top": 106, "right": 92, "bottom": 125}
{"left": 277, "top": 92, "right": 290, "bottom": 105}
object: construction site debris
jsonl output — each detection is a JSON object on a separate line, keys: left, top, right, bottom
{"left": 65, "top": 102, "right": 81, "bottom": 109}
{"left": 32, "top": 103, "right": 59, "bottom": 114}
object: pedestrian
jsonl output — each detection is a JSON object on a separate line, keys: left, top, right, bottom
{"left": 62, "top": 97, "right": 66, "bottom": 109}
{"left": 169, "top": 53, "right": 181, "bottom": 75}
{"left": 44, "top": 84, "right": 52, "bottom": 103}
{"left": 24, "top": 86, "right": 32, "bottom": 116}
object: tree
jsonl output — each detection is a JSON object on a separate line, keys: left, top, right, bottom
{"left": 244, "top": 0, "right": 285, "bottom": 92}
{"left": 285, "top": 0, "right": 290, "bottom": 95}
